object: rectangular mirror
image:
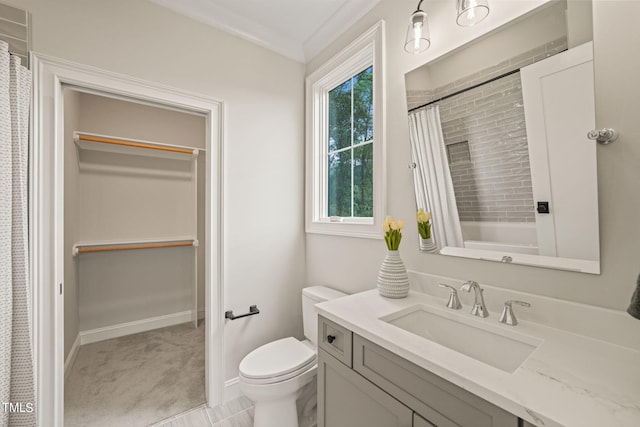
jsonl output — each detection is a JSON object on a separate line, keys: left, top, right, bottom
{"left": 405, "top": 0, "right": 599, "bottom": 273}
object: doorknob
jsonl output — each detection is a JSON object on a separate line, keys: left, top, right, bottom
{"left": 587, "top": 128, "right": 618, "bottom": 145}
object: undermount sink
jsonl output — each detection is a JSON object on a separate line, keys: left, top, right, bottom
{"left": 381, "top": 304, "right": 542, "bottom": 373}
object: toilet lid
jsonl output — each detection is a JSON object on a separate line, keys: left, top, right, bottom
{"left": 239, "top": 337, "right": 316, "bottom": 380}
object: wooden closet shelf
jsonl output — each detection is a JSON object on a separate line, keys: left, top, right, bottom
{"left": 74, "top": 132, "right": 200, "bottom": 159}
{"left": 72, "top": 239, "right": 198, "bottom": 257}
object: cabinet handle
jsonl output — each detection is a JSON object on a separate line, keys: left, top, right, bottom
{"left": 327, "top": 335, "right": 336, "bottom": 344}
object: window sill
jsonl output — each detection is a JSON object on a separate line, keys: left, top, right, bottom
{"left": 306, "top": 220, "right": 383, "bottom": 239}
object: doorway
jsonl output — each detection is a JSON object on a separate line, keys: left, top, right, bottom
{"left": 30, "top": 54, "right": 225, "bottom": 426}
{"left": 62, "top": 88, "right": 207, "bottom": 425}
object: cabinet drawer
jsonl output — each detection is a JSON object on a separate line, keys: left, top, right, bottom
{"left": 353, "top": 335, "right": 518, "bottom": 427}
{"left": 318, "top": 316, "right": 352, "bottom": 367}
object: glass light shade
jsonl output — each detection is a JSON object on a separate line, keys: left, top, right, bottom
{"left": 404, "top": 10, "right": 430, "bottom": 54}
{"left": 456, "top": 0, "right": 490, "bottom": 27}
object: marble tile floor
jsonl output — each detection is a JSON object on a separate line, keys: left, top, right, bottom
{"left": 153, "top": 396, "right": 254, "bottom": 427}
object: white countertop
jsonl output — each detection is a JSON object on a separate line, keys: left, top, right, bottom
{"left": 315, "top": 289, "right": 640, "bottom": 427}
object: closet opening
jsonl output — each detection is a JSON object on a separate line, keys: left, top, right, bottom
{"left": 61, "top": 87, "right": 208, "bottom": 426}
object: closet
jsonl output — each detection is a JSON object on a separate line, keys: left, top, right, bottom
{"left": 62, "top": 88, "right": 207, "bottom": 426}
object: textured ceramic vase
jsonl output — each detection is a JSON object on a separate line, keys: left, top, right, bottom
{"left": 419, "top": 236, "right": 439, "bottom": 254}
{"left": 377, "top": 250, "right": 410, "bottom": 298}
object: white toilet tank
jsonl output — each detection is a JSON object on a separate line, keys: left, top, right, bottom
{"left": 302, "top": 286, "right": 346, "bottom": 347}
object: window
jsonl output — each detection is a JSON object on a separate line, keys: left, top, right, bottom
{"left": 328, "top": 66, "right": 373, "bottom": 218}
{"left": 306, "top": 21, "right": 385, "bottom": 238}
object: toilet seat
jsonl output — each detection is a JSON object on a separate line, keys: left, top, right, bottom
{"left": 239, "top": 337, "right": 317, "bottom": 385}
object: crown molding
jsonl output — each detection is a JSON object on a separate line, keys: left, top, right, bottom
{"left": 150, "top": 0, "right": 383, "bottom": 63}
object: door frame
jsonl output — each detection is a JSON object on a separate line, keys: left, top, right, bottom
{"left": 29, "top": 53, "right": 225, "bottom": 426}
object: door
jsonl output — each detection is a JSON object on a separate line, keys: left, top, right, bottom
{"left": 521, "top": 42, "right": 598, "bottom": 261}
{"left": 317, "top": 349, "right": 412, "bottom": 427}
{"left": 32, "top": 54, "right": 224, "bottom": 426}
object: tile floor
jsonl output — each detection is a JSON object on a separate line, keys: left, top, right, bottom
{"left": 153, "top": 396, "right": 254, "bottom": 427}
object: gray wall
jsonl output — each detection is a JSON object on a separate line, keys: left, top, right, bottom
{"left": 441, "top": 72, "right": 534, "bottom": 223}
{"left": 408, "top": 38, "right": 567, "bottom": 223}
{"left": 306, "top": 0, "right": 640, "bottom": 312}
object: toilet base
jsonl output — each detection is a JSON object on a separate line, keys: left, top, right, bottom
{"left": 254, "top": 398, "right": 299, "bottom": 427}
{"left": 240, "top": 364, "right": 317, "bottom": 427}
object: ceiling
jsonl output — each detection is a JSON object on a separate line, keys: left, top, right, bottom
{"left": 150, "top": 0, "right": 384, "bottom": 63}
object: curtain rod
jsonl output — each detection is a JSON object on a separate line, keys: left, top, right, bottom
{"left": 408, "top": 47, "right": 570, "bottom": 113}
{"left": 408, "top": 68, "right": 521, "bottom": 113}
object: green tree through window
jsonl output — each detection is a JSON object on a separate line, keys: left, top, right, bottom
{"left": 327, "top": 66, "right": 373, "bottom": 218}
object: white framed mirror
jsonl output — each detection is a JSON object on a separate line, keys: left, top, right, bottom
{"left": 405, "top": 0, "right": 600, "bottom": 274}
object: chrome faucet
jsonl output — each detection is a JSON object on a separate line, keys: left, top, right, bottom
{"left": 460, "top": 281, "right": 489, "bottom": 318}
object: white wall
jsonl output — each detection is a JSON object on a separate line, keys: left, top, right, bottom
{"left": 12, "top": 0, "right": 306, "bottom": 383}
{"left": 71, "top": 92, "right": 205, "bottom": 331}
{"left": 305, "top": 0, "right": 640, "bottom": 311}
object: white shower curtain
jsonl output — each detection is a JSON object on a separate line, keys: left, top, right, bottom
{"left": 408, "top": 106, "right": 464, "bottom": 249}
{"left": 0, "top": 41, "right": 35, "bottom": 427}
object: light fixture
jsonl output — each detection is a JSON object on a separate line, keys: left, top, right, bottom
{"left": 456, "top": 0, "right": 490, "bottom": 27}
{"left": 404, "top": 0, "right": 430, "bottom": 54}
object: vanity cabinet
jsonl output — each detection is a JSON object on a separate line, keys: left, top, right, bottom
{"left": 318, "top": 315, "right": 520, "bottom": 427}
{"left": 414, "top": 413, "right": 436, "bottom": 427}
{"left": 318, "top": 348, "right": 413, "bottom": 427}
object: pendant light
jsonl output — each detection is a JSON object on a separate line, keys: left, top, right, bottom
{"left": 404, "top": 0, "right": 430, "bottom": 54}
{"left": 456, "top": 0, "right": 490, "bottom": 27}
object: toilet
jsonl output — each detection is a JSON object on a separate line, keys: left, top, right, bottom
{"left": 239, "top": 286, "right": 347, "bottom": 427}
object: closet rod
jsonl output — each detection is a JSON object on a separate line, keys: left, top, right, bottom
{"left": 77, "top": 134, "right": 195, "bottom": 155}
{"left": 75, "top": 240, "right": 196, "bottom": 255}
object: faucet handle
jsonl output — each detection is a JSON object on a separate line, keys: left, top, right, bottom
{"left": 438, "top": 284, "right": 462, "bottom": 310}
{"left": 499, "top": 300, "right": 531, "bottom": 326}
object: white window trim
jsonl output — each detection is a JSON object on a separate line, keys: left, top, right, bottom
{"left": 305, "top": 20, "right": 386, "bottom": 239}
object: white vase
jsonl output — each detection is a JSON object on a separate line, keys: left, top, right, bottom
{"left": 419, "top": 236, "right": 439, "bottom": 254}
{"left": 377, "top": 250, "right": 410, "bottom": 299}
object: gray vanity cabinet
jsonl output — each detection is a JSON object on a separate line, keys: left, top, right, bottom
{"left": 318, "top": 348, "right": 413, "bottom": 427}
{"left": 414, "top": 413, "right": 437, "bottom": 427}
{"left": 318, "top": 315, "right": 520, "bottom": 427}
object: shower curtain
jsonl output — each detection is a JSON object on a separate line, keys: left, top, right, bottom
{"left": 0, "top": 41, "right": 35, "bottom": 427}
{"left": 408, "top": 106, "right": 464, "bottom": 249}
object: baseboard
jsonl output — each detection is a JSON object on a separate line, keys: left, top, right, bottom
{"left": 80, "top": 309, "right": 204, "bottom": 345}
{"left": 224, "top": 377, "right": 242, "bottom": 403}
{"left": 64, "top": 334, "right": 80, "bottom": 380}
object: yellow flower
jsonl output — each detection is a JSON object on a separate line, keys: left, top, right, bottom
{"left": 382, "top": 214, "right": 405, "bottom": 250}
{"left": 417, "top": 209, "right": 431, "bottom": 223}
{"left": 383, "top": 215, "right": 392, "bottom": 232}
